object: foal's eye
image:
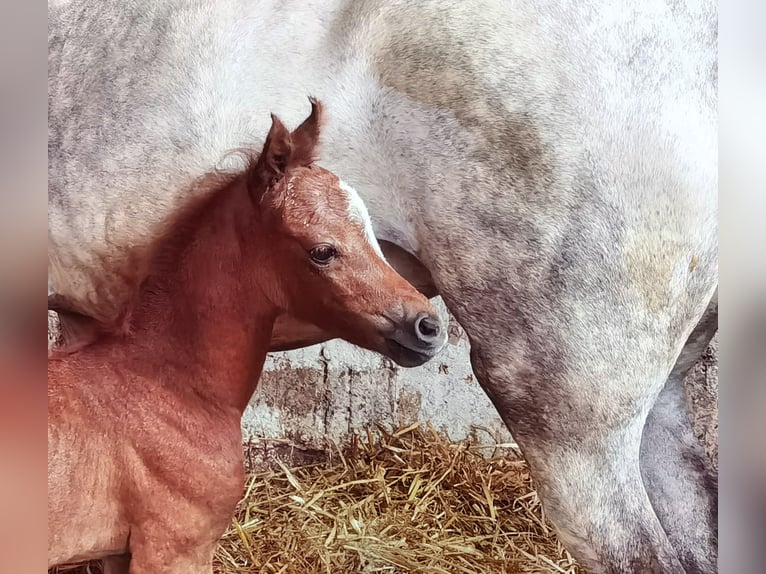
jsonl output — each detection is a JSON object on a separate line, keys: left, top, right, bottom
{"left": 309, "top": 244, "right": 338, "bottom": 266}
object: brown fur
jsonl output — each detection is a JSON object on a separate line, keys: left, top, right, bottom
{"left": 48, "top": 101, "right": 443, "bottom": 573}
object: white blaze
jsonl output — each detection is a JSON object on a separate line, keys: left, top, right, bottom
{"left": 339, "top": 180, "right": 388, "bottom": 262}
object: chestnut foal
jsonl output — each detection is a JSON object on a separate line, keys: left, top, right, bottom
{"left": 48, "top": 100, "right": 446, "bottom": 573}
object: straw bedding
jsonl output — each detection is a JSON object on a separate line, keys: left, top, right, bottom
{"left": 51, "top": 424, "right": 580, "bottom": 574}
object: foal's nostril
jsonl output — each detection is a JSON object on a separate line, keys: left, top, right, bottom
{"left": 414, "top": 313, "right": 441, "bottom": 343}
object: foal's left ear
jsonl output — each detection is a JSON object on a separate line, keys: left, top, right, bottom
{"left": 247, "top": 113, "right": 294, "bottom": 203}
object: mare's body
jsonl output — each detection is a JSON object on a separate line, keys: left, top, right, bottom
{"left": 48, "top": 104, "right": 445, "bottom": 573}
{"left": 48, "top": 1, "right": 718, "bottom": 571}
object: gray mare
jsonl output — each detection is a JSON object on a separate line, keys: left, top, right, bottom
{"left": 48, "top": 1, "right": 718, "bottom": 572}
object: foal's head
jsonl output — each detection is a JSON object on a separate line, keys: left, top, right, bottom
{"left": 246, "top": 99, "right": 446, "bottom": 367}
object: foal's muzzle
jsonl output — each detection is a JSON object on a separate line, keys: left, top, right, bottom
{"left": 385, "top": 311, "right": 446, "bottom": 367}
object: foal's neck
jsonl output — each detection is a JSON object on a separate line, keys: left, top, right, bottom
{"left": 127, "top": 177, "right": 277, "bottom": 412}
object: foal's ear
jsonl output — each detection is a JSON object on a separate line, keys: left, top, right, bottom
{"left": 246, "top": 98, "right": 323, "bottom": 204}
{"left": 247, "top": 114, "right": 293, "bottom": 202}
{"left": 290, "top": 97, "right": 323, "bottom": 167}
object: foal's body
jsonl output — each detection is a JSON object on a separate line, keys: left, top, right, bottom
{"left": 48, "top": 189, "right": 269, "bottom": 569}
{"left": 48, "top": 1, "right": 718, "bottom": 571}
{"left": 49, "top": 345, "right": 247, "bottom": 570}
{"left": 48, "top": 105, "right": 445, "bottom": 572}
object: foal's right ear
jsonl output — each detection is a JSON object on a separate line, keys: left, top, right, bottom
{"left": 247, "top": 114, "right": 294, "bottom": 203}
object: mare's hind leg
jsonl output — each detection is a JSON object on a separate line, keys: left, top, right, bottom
{"left": 466, "top": 341, "right": 683, "bottom": 573}
{"left": 432, "top": 248, "right": 704, "bottom": 572}
{"left": 640, "top": 290, "right": 718, "bottom": 572}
